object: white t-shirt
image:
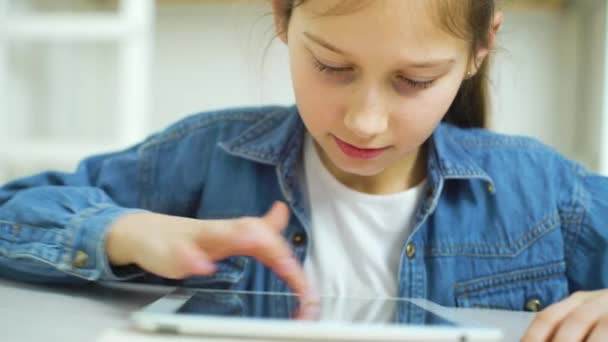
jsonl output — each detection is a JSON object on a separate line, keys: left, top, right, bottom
{"left": 303, "top": 134, "right": 426, "bottom": 303}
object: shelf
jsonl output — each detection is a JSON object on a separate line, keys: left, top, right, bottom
{"left": 0, "top": 0, "right": 153, "bottom": 181}
{"left": 4, "top": 15, "right": 132, "bottom": 41}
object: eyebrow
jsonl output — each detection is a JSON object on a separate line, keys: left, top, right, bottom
{"left": 407, "top": 59, "right": 456, "bottom": 69}
{"left": 303, "top": 31, "right": 456, "bottom": 69}
{"left": 304, "top": 31, "right": 349, "bottom": 55}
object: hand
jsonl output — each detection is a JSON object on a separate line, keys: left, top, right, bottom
{"left": 521, "top": 289, "right": 608, "bottom": 342}
{"left": 106, "top": 201, "right": 317, "bottom": 303}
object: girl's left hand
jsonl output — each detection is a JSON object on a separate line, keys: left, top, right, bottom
{"left": 521, "top": 289, "right": 608, "bottom": 342}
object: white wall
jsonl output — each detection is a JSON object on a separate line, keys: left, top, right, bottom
{"left": 490, "top": 8, "right": 579, "bottom": 159}
{"left": 1, "top": 1, "right": 606, "bottom": 180}
{"left": 489, "top": 1, "right": 607, "bottom": 173}
{"left": 150, "top": 2, "right": 293, "bottom": 131}
{"left": 575, "top": 0, "right": 606, "bottom": 173}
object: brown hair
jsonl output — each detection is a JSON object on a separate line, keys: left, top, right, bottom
{"left": 275, "top": 0, "right": 497, "bottom": 129}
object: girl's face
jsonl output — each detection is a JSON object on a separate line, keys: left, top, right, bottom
{"left": 278, "top": 0, "right": 483, "bottom": 178}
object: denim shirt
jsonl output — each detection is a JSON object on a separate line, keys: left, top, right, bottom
{"left": 1, "top": 105, "right": 607, "bottom": 322}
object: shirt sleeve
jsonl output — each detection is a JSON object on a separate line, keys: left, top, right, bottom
{"left": 0, "top": 144, "right": 150, "bottom": 284}
{"left": 564, "top": 168, "right": 608, "bottom": 292}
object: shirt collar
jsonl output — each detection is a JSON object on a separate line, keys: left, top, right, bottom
{"left": 219, "top": 105, "right": 495, "bottom": 186}
{"left": 218, "top": 105, "right": 304, "bottom": 166}
{"left": 429, "top": 124, "right": 495, "bottom": 185}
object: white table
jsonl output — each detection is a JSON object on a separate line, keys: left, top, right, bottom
{"left": 0, "top": 278, "right": 535, "bottom": 342}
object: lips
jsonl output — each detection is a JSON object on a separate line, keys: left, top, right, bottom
{"left": 334, "top": 136, "right": 389, "bottom": 159}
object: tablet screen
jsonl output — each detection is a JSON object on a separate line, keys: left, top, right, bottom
{"left": 174, "top": 289, "right": 456, "bottom": 327}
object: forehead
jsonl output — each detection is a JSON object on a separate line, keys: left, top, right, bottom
{"left": 294, "top": 0, "right": 469, "bottom": 60}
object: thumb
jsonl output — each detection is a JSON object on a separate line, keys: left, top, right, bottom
{"left": 263, "top": 201, "right": 290, "bottom": 233}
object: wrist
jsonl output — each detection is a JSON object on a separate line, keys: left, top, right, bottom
{"left": 106, "top": 213, "right": 141, "bottom": 266}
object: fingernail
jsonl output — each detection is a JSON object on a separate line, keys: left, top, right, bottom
{"left": 196, "top": 260, "right": 216, "bottom": 274}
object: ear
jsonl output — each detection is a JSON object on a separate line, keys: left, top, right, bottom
{"left": 271, "top": 0, "right": 289, "bottom": 44}
{"left": 467, "top": 11, "right": 504, "bottom": 77}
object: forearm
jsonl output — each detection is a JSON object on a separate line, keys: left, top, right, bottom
{"left": 0, "top": 187, "right": 146, "bottom": 283}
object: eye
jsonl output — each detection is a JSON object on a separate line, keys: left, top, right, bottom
{"left": 312, "top": 58, "right": 353, "bottom": 75}
{"left": 397, "top": 76, "right": 435, "bottom": 90}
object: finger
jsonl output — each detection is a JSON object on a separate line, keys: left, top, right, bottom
{"left": 587, "top": 314, "right": 608, "bottom": 342}
{"left": 263, "top": 201, "right": 290, "bottom": 233}
{"left": 229, "top": 220, "right": 317, "bottom": 303}
{"left": 197, "top": 202, "right": 289, "bottom": 258}
{"left": 271, "top": 256, "right": 318, "bottom": 302}
{"left": 246, "top": 231, "right": 316, "bottom": 302}
{"left": 293, "top": 297, "right": 321, "bottom": 321}
{"left": 197, "top": 214, "right": 318, "bottom": 304}
{"left": 520, "top": 292, "right": 589, "bottom": 342}
{"left": 551, "top": 295, "right": 608, "bottom": 342}
{"left": 174, "top": 239, "right": 217, "bottom": 277}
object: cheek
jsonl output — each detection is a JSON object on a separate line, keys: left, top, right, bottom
{"left": 389, "top": 79, "right": 463, "bottom": 147}
{"left": 289, "top": 53, "right": 343, "bottom": 134}
{"left": 399, "top": 78, "right": 463, "bottom": 126}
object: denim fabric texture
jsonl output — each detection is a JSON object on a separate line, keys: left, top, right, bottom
{"left": 1, "top": 105, "right": 606, "bottom": 322}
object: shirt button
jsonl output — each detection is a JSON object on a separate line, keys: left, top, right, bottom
{"left": 12, "top": 224, "right": 20, "bottom": 236}
{"left": 71, "top": 251, "right": 89, "bottom": 268}
{"left": 292, "top": 232, "right": 306, "bottom": 247}
{"left": 525, "top": 298, "right": 542, "bottom": 312}
{"left": 487, "top": 183, "right": 495, "bottom": 194}
{"left": 406, "top": 243, "right": 416, "bottom": 259}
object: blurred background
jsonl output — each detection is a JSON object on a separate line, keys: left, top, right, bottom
{"left": 0, "top": 0, "right": 606, "bottom": 182}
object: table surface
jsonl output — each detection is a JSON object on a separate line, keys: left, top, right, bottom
{"left": 0, "top": 278, "right": 536, "bottom": 342}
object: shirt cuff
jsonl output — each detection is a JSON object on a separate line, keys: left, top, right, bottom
{"left": 65, "top": 204, "right": 147, "bottom": 281}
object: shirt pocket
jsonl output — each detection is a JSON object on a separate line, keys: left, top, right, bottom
{"left": 454, "top": 261, "right": 569, "bottom": 311}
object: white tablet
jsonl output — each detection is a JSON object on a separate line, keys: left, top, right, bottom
{"left": 131, "top": 288, "right": 503, "bottom": 342}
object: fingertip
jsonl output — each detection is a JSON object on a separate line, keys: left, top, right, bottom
{"left": 268, "top": 201, "right": 288, "bottom": 216}
{"left": 293, "top": 285, "right": 321, "bottom": 321}
{"left": 192, "top": 260, "right": 217, "bottom": 275}
{"left": 276, "top": 201, "right": 288, "bottom": 211}
{"left": 301, "top": 282, "right": 320, "bottom": 306}
{"left": 294, "top": 300, "right": 321, "bottom": 321}
{"left": 265, "top": 201, "right": 290, "bottom": 231}
{"left": 307, "top": 286, "right": 320, "bottom": 303}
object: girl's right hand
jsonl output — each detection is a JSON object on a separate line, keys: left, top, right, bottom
{"left": 105, "top": 201, "right": 317, "bottom": 304}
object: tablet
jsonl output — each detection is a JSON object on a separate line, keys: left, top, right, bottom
{"left": 131, "top": 288, "right": 503, "bottom": 342}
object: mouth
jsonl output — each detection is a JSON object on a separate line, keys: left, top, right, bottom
{"left": 333, "top": 136, "right": 389, "bottom": 160}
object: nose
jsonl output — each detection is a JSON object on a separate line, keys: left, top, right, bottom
{"left": 343, "top": 86, "right": 389, "bottom": 139}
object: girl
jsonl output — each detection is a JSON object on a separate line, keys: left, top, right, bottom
{"left": 1, "top": 0, "right": 607, "bottom": 340}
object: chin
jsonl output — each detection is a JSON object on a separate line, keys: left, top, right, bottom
{"left": 331, "top": 156, "right": 387, "bottom": 177}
